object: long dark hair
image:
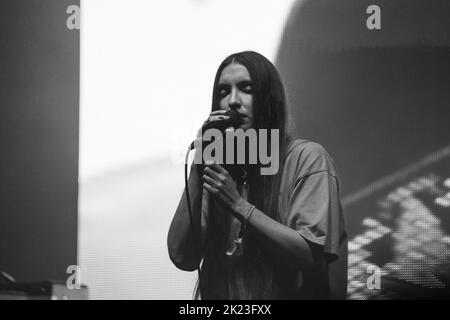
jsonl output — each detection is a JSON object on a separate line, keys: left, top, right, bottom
{"left": 195, "top": 51, "right": 292, "bottom": 299}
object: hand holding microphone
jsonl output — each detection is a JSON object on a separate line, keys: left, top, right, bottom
{"left": 202, "top": 109, "right": 243, "bottom": 134}
{"left": 190, "top": 109, "right": 243, "bottom": 150}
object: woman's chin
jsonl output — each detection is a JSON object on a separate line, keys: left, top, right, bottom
{"left": 238, "top": 123, "right": 252, "bottom": 131}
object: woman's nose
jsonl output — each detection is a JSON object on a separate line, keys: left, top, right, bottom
{"left": 228, "top": 101, "right": 241, "bottom": 111}
{"left": 228, "top": 89, "right": 241, "bottom": 108}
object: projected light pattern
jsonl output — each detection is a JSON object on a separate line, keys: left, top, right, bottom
{"left": 347, "top": 160, "right": 450, "bottom": 299}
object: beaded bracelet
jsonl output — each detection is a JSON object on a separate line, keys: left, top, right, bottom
{"left": 226, "top": 204, "right": 256, "bottom": 257}
{"left": 240, "top": 204, "right": 256, "bottom": 236}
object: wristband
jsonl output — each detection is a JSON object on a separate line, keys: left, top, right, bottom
{"left": 226, "top": 204, "right": 256, "bottom": 257}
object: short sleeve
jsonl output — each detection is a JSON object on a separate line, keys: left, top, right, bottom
{"left": 283, "top": 141, "right": 346, "bottom": 261}
{"left": 287, "top": 171, "right": 345, "bottom": 258}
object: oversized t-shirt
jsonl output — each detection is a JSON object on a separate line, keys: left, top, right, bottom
{"left": 278, "top": 139, "right": 347, "bottom": 299}
{"left": 200, "top": 139, "right": 347, "bottom": 299}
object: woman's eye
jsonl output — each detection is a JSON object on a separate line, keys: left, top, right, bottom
{"left": 218, "top": 89, "right": 229, "bottom": 97}
{"left": 242, "top": 85, "right": 252, "bottom": 93}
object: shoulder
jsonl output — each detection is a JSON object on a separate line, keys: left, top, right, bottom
{"left": 285, "top": 139, "right": 338, "bottom": 180}
{"left": 287, "top": 139, "right": 329, "bottom": 160}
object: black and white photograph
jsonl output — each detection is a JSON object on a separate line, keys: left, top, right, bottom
{"left": 1, "top": 0, "right": 450, "bottom": 304}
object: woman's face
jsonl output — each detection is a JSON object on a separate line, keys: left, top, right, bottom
{"left": 217, "top": 63, "right": 253, "bottom": 130}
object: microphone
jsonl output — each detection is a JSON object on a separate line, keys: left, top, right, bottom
{"left": 189, "top": 109, "right": 243, "bottom": 150}
{"left": 202, "top": 109, "right": 243, "bottom": 134}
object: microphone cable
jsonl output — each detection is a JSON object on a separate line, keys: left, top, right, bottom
{"left": 184, "top": 145, "right": 203, "bottom": 299}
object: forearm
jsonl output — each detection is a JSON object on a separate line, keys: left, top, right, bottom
{"left": 167, "top": 165, "right": 204, "bottom": 271}
{"left": 232, "top": 200, "right": 323, "bottom": 272}
{"left": 201, "top": 162, "right": 326, "bottom": 271}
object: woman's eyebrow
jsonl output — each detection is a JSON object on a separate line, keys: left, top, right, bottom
{"left": 238, "top": 80, "right": 252, "bottom": 86}
{"left": 217, "top": 83, "right": 229, "bottom": 89}
{"left": 217, "top": 79, "right": 252, "bottom": 87}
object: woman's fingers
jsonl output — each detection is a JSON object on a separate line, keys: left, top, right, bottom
{"left": 207, "top": 163, "right": 228, "bottom": 175}
{"left": 206, "top": 115, "right": 229, "bottom": 123}
{"left": 203, "top": 181, "right": 218, "bottom": 194}
{"left": 210, "top": 110, "right": 228, "bottom": 115}
{"left": 204, "top": 166, "right": 224, "bottom": 182}
{"left": 204, "top": 110, "right": 229, "bottom": 124}
{"left": 203, "top": 175, "right": 221, "bottom": 188}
